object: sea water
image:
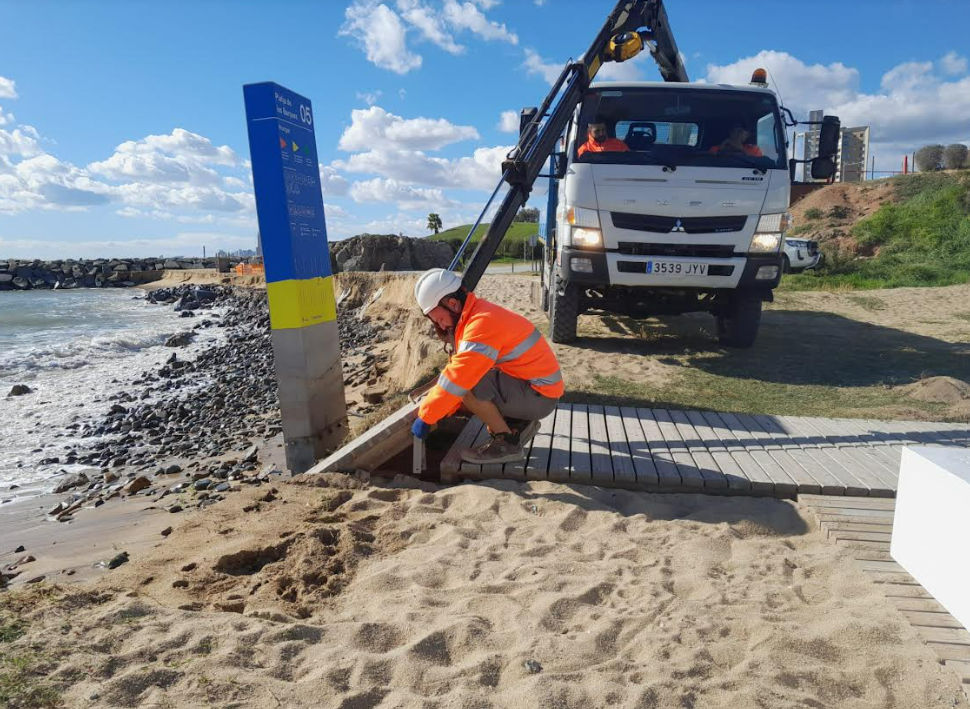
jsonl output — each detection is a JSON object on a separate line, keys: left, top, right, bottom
{"left": 0, "top": 289, "right": 225, "bottom": 498}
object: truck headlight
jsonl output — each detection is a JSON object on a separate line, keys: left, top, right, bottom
{"left": 571, "top": 227, "right": 603, "bottom": 249}
{"left": 756, "top": 213, "right": 790, "bottom": 233}
{"left": 750, "top": 233, "right": 782, "bottom": 253}
{"left": 566, "top": 206, "right": 600, "bottom": 228}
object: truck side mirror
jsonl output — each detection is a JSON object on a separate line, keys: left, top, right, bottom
{"left": 811, "top": 157, "right": 836, "bottom": 180}
{"left": 818, "top": 115, "right": 841, "bottom": 159}
{"left": 789, "top": 158, "right": 797, "bottom": 183}
{"left": 553, "top": 152, "right": 567, "bottom": 179}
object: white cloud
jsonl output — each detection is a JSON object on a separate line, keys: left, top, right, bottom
{"left": 350, "top": 177, "right": 457, "bottom": 209}
{"left": 940, "top": 51, "right": 968, "bottom": 76}
{"left": 335, "top": 142, "right": 509, "bottom": 191}
{"left": 319, "top": 164, "right": 350, "bottom": 196}
{"left": 395, "top": 0, "right": 465, "bottom": 55}
{"left": 705, "top": 50, "right": 859, "bottom": 114}
{"left": 356, "top": 90, "right": 383, "bottom": 106}
{"left": 442, "top": 0, "right": 518, "bottom": 45}
{"left": 0, "top": 126, "right": 41, "bottom": 158}
{"left": 0, "top": 76, "right": 16, "bottom": 99}
{"left": 0, "top": 106, "right": 13, "bottom": 126}
{"left": 340, "top": 1, "right": 423, "bottom": 75}
{"left": 596, "top": 57, "right": 644, "bottom": 82}
{"left": 399, "top": 88, "right": 407, "bottom": 100}
{"left": 497, "top": 110, "right": 519, "bottom": 133}
{"left": 472, "top": 0, "right": 500, "bottom": 9}
{"left": 89, "top": 128, "right": 239, "bottom": 185}
{"left": 338, "top": 105, "right": 479, "bottom": 152}
{"left": 523, "top": 48, "right": 562, "bottom": 84}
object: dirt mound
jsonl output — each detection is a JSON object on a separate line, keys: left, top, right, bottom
{"left": 788, "top": 180, "right": 897, "bottom": 256}
{"left": 903, "top": 376, "right": 970, "bottom": 404}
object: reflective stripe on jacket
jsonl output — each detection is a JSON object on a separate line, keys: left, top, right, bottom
{"left": 418, "top": 292, "right": 564, "bottom": 425}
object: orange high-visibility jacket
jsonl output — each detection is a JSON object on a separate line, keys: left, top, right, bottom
{"left": 418, "top": 292, "right": 564, "bottom": 425}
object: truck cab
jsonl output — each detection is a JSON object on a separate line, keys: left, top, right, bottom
{"left": 539, "top": 80, "right": 793, "bottom": 347}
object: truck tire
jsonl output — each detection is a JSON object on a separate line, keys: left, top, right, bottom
{"left": 550, "top": 277, "right": 579, "bottom": 343}
{"left": 782, "top": 254, "right": 791, "bottom": 274}
{"left": 716, "top": 295, "right": 762, "bottom": 348}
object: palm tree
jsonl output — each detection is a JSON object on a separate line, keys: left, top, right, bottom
{"left": 427, "top": 213, "right": 443, "bottom": 235}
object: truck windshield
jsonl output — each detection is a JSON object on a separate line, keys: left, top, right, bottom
{"left": 575, "top": 87, "right": 786, "bottom": 170}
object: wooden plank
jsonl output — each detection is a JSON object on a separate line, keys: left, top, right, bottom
{"left": 636, "top": 408, "right": 681, "bottom": 487}
{"left": 840, "top": 541, "right": 892, "bottom": 552}
{"left": 838, "top": 446, "right": 898, "bottom": 491}
{"left": 720, "top": 412, "right": 797, "bottom": 495}
{"left": 829, "top": 530, "right": 893, "bottom": 543}
{"left": 855, "top": 559, "right": 906, "bottom": 574}
{"left": 603, "top": 406, "right": 636, "bottom": 486}
{"left": 768, "top": 449, "right": 822, "bottom": 494}
{"left": 916, "top": 628, "right": 970, "bottom": 646}
{"left": 784, "top": 448, "right": 846, "bottom": 495}
{"left": 943, "top": 659, "right": 970, "bottom": 684}
{"left": 735, "top": 413, "right": 781, "bottom": 450}
{"left": 668, "top": 410, "right": 727, "bottom": 490}
{"left": 888, "top": 597, "right": 950, "bottom": 613}
{"left": 710, "top": 451, "right": 751, "bottom": 492}
{"left": 821, "top": 521, "right": 893, "bottom": 535}
{"left": 815, "top": 512, "right": 894, "bottom": 524}
{"left": 620, "top": 407, "right": 659, "bottom": 486}
{"left": 699, "top": 411, "right": 745, "bottom": 450}
{"left": 459, "top": 423, "right": 491, "bottom": 479}
{"left": 441, "top": 417, "right": 485, "bottom": 477}
{"left": 928, "top": 644, "right": 970, "bottom": 662}
{"left": 586, "top": 405, "right": 614, "bottom": 485}
{"left": 799, "top": 494, "right": 896, "bottom": 510}
{"left": 881, "top": 583, "right": 933, "bottom": 599}
{"left": 829, "top": 417, "right": 890, "bottom": 447}
{"left": 655, "top": 409, "right": 704, "bottom": 489}
{"left": 809, "top": 506, "right": 895, "bottom": 520}
{"left": 522, "top": 407, "right": 557, "bottom": 481}
{"left": 569, "top": 404, "right": 592, "bottom": 482}
{"left": 685, "top": 410, "right": 725, "bottom": 452}
{"left": 902, "top": 612, "right": 966, "bottom": 629}
{"left": 863, "top": 419, "right": 931, "bottom": 446}
{"left": 547, "top": 404, "right": 572, "bottom": 483}
{"left": 775, "top": 415, "right": 825, "bottom": 448}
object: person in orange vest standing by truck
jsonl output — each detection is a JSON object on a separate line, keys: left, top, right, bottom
{"left": 410, "top": 268, "right": 564, "bottom": 464}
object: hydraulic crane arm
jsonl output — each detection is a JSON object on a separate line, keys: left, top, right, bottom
{"left": 454, "top": 0, "right": 688, "bottom": 292}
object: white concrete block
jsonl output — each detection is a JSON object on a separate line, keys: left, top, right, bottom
{"left": 891, "top": 446, "right": 970, "bottom": 631}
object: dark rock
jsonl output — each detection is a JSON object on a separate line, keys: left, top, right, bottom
{"left": 524, "top": 660, "right": 543, "bottom": 674}
{"left": 165, "top": 464, "right": 182, "bottom": 474}
{"left": 214, "top": 482, "right": 231, "bottom": 493}
{"left": 193, "top": 478, "right": 212, "bottom": 491}
{"left": 160, "top": 526, "right": 173, "bottom": 537}
{"left": 7, "top": 384, "right": 32, "bottom": 397}
{"left": 53, "top": 472, "right": 89, "bottom": 494}
{"left": 14, "top": 545, "right": 25, "bottom": 553}
{"left": 180, "top": 310, "right": 195, "bottom": 318}
{"left": 123, "top": 477, "right": 151, "bottom": 495}
{"left": 168, "top": 505, "right": 183, "bottom": 513}
{"left": 107, "top": 551, "right": 129, "bottom": 569}
{"left": 164, "top": 332, "right": 195, "bottom": 347}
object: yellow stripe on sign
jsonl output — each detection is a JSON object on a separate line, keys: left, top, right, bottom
{"left": 266, "top": 276, "right": 337, "bottom": 330}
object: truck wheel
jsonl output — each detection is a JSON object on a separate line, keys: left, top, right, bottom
{"left": 550, "top": 277, "right": 579, "bottom": 343}
{"left": 782, "top": 254, "right": 791, "bottom": 274}
{"left": 716, "top": 295, "right": 762, "bottom": 348}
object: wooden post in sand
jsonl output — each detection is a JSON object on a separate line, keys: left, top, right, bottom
{"left": 243, "top": 82, "right": 347, "bottom": 474}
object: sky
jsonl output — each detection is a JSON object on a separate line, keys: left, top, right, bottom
{"left": 1, "top": 0, "right": 969, "bottom": 259}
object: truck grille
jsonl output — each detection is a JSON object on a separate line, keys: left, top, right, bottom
{"left": 617, "top": 242, "right": 736, "bottom": 259}
{"left": 611, "top": 212, "right": 749, "bottom": 234}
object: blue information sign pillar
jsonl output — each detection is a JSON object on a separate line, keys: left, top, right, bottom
{"left": 243, "top": 82, "right": 347, "bottom": 473}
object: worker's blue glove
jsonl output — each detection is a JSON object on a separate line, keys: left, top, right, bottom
{"left": 411, "top": 418, "right": 433, "bottom": 440}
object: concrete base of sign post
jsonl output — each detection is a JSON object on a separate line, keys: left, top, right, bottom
{"left": 891, "top": 447, "right": 970, "bottom": 631}
{"left": 271, "top": 319, "right": 348, "bottom": 473}
{"left": 308, "top": 401, "right": 419, "bottom": 476}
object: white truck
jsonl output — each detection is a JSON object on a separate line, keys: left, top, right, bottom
{"left": 538, "top": 76, "right": 840, "bottom": 347}
{"left": 452, "top": 0, "right": 839, "bottom": 350}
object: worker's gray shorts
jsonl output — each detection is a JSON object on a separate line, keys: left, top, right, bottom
{"left": 471, "top": 370, "right": 559, "bottom": 422}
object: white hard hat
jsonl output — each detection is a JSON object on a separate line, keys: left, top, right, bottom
{"left": 414, "top": 268, "right": 462, "bottom": 315}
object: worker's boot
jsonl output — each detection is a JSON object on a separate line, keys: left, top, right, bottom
{"left": 460, "top": 432, "right": 527, "bottom": 465}
{"left": 507, "top": 418, "right": 540, "bottom": 446}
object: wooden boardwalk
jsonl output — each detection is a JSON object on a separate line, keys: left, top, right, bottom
{"left": 799, "top": 495, "right": 970, "bottom": 701}
{"left": 440, "top": 405, "right": 970, "bottom": 498}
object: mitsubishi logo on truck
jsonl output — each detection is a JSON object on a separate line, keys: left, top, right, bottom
{"left": 670, "top": 219, "right": 686, "bottom": 233}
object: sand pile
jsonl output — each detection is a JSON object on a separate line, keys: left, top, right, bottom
{"left": 9, "top": 476, "right": 964, "bottom": 708}
{"left": 903, "top": 376, "right": 970, "bottom": 419}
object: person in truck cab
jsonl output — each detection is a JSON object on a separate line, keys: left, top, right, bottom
{"left": 710, "top": 123, "right": 763, "bottom": 158}
{"left": 578, "top": 118, "right": 630, "bottom": 156}
{"left": 410, "top": 269, "right": 564, "bottom": 465}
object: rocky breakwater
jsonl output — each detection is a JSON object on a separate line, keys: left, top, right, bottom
{"left": 0, "top": 257, "right": 242, "bottom": 291}
{"left": 330, "top": 234, "right": 454, "bottom": 273}
{"left": 39, "top": 283, "right": 392, "bottom": 525}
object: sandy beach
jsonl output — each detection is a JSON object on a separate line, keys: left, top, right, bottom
{"left": 5, "top": 474, "right": 965, "bottom": 708}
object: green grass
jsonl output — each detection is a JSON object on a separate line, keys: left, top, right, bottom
{"left": 782, "top": 171, "right": 970, "bottom": 291}
{"left": 430, "top": 222, "right": 539, "bottom": 263}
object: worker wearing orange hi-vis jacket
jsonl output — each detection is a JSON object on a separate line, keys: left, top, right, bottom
{"left": 411, "top": 269, "right": 563, "bottom": 465}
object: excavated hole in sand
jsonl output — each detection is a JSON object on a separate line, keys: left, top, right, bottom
{"left": 214, "top": 541, "right": 292, "bottom": 576}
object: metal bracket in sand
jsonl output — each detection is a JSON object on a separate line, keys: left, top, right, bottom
{"left": 307, "top": 401, "right": 419, "bottom": 475}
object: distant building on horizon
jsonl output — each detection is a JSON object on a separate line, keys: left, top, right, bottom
{"left": 802, "top": 109, "right": 870, "bottom": 183}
